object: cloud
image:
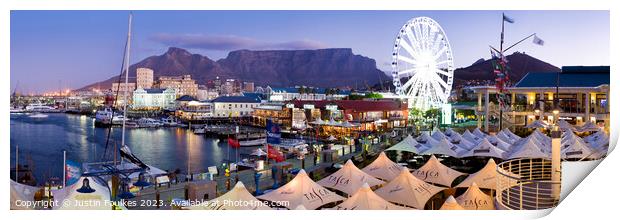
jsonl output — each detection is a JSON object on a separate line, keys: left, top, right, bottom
{"left": 150, "top": 33, "right": 327, "bottom": 51}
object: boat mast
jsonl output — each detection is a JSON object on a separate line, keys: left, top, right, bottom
{"left": 121, "top": 13, "right": 132, "bottom": 147}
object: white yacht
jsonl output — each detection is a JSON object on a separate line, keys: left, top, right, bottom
{"left": 94, "top": 108, "right": 123, "bottom": 127}
{"left": 25, "top": 103, "right": 55, "bottom": 112}
{"left": 137, "top": 118, "right": 162, "bottom": 128}
{"left": 28, "top": 112, "right": 49, "bottom": 119}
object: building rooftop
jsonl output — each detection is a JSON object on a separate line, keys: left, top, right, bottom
{"left": 176, "top": 95, "right": 198, "bottom": 102}
{"left": 514, "top": 66, "right": 609, "bottom": 88}
{"left": 271, "top": 87, "right": 351, "bottom": 95}
{"left": 212, "top": 96, "right": 261, "bottom": 103}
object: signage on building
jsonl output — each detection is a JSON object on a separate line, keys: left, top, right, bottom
{"left": 325, "top": 104, "right": 338, "bottom": 111}
{"left": 286, "top": 103, "right": 295, "bottom": 108}
{"left": 303, "top": 104, "right": 315, "bottom": 109}
{"left": 441, "top": 103, "right": 452, "bottom": 125}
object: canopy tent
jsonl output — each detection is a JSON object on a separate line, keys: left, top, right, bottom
{"left": 444, "top": 127, "right": 457, "bottom": 137}
{"left": 487, "top": 134, "right": 512, "bottom": 152}
{"left": 251, "top": 148, "right": 268, "bottom": 157}
{"left": 462, "top": 130, "right": 482, "bottom": 144}
{"left": 561, "top": 131, "right": 597, "bottom": 159}
{"left": 439, "top": 196, "right": 465, "bottom": 210}
{"left": 577, "top": 121, "right": 601, "bottom": 133}
{"left": 420, "top": 138, "right": 463, "bottom": 158}
{"left": 496, "top": 130, "right": 517, "bottom": 145}
{"left": 385, "top": 135, "right": 422, "bottom": 154}
{"left": 113, "top": 163, "right": 167, "bottom": 180}
{"left": 257, "top": 169, "right": 344, "bottom": 210}
{"left": 502, "top": 128, "right": 522, "bottom": 142}
{"left": 412, "top": 155, "right": 466, "bottom": 187}
{"left": 375, "top": 169, "right": 445, "bottom": 209}
{"left": 455, "top": 159, "right": 498, "bottom": 190}
{"left": 461, "top": 138, "right": 506, "bottom": 159}
{"left": 310, "top": 118, "right": 325, "bottom": 125}
{"left": 584, "top": 130, "right": 609, "bottom": 149}
{"left": 532, "top": 129, "right": 551, "bottom": 143}
{"left": 431, "top": 127, "right": 448, "bottom": 141}
{"left": 188, "top": 181, "right": 272, "bottom": 210}
{"left": 417, "top": 132, "right": 439, "bottom": 150}
{"left": 330, "top": 183, "right": 409, "bottom": 210}
{"left": 448, "top": 131, "right": 463, "bottom": 142}
{"left": 52, "top": 177, "right": 115, "bottom": 210}
{"left": 557, "top": 120, "right": 577, "bottom": 132}
{"left": 525, "top": 120, "right": 550, "bottom": 129}
{"left": 455, "top": 135, "right": 476, "bottom": 151}
{"left": 472, "top": 128, "right": 487, "bottom": 138}
{"left": 361, "top": 152, "right": 405, "bottom": 181}
{"left": 506, "top": 137, "right": 549, "bottom": 159}
{"left": 327, "top": 135, "right": 338, "bottom": 141}
{"left": 10, "top": 180, "right": 40, "bottom": 210}
{"left": 317, "top": 160, "right": 384, "bottom": 195}
{"left": 455, "top": 182, "right": 495, "bottom": 210}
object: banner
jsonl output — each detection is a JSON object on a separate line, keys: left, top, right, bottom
{"left": 65, "top": 160, "right": 82, "bottom": 186}
{"left": 266, "top": 119, "right": 281, "bottom": 144}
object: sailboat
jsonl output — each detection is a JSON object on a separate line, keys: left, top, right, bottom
{"left": 77, "top": 13, "right": 166, "bottom": 202}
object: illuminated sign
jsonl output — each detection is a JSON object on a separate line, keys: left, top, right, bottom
{"left": 303, "top": 104, "right": 315, "bottom": 109}
{"left": 325, "top": 104, "right": 338, "bottom": 111}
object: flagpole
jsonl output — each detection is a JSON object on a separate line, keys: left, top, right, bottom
{"left": 499, "top": 14, "right": 505, "bottom": 132}
{"left": 63, "top": 150, "right": 66, "bottom": 188}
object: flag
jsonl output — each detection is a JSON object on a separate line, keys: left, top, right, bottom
{"left": 65, "top": 160, "right": 81, "bottom": 186}
{"left": 502, "top": 13, "right": 514, "bottom": 23}
{"left": 533, "top": 35, "right": 545, "bottom": 46}
{"left": 228, "top": 137, "right": 241, "bottom": 148}
{"left": 266, "top": 119, "right": 281, "bottom": 144}
{"left": 267, "top": 145, "right": 285, "bottom": 162}
{"left": 490, "top": 47, "right": 498, "bottom": 59}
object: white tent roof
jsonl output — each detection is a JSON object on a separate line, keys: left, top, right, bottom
{"left": 532, "top": 129, "right": 551, "bottom": 143}
{"left": 412, "top": 155, "right": 466, "bottom": 187}
{"left": 375, "top": 169, "right": 445, "bottom": 209}
{"left": 584, "top": 130, "right": 609, "bottom": 149}
{"left": 444, "top": 127, "right": 457, "bottom": 136}
{"left": 431, "top": 128, "right": 448, "bottom": 141}
{"left": 439, "top": 196, "right": 465, "bottom": 210}
{"left": 417, "top": 132, "right": 439, "bottom": 150}
{"left": 455, "top": 183, "right": 495, "bottom": 210}
{"left": 448, "top": 131, "right": 463, "bottom": 142}
{"left": 561, "top": 131, "right": 596, "bottom": 159}
{"left": 189, "top": 181, "right": 271, "bottom": 210}
{"left": 257, "top": 169, "right": 344, "bottom": 210}
{"left": 502, "top": 128, "right": 522, "bottom": 141}
{"left": 456, "top": 159, "right": 498, "bottom": 190}
{"left": 114, "top": 163, "right": 167, "bottom": 179}
{"left": 330, "top": 183, "right": 410, "bottom": 210}
{"left": 462, "top": 130, "right": 482, "bottom": 144}
{"left": 577, "top": 121, "right": 600, "bottom": 133}
{"left": 525, "top": 120, "right": 550, "bottom": 129}
{"left": 317, "top": 160, "right": 384, "bottom": 195}
{"left": 385, "top": 135, "right": 422, "bottom": 154}
{"left": 461, "top": 138, "right": 506, "bottom": 159}
{"left": 487, "top": 134, "right": 512, "bottom": 152}
{"left": 455, "top": 135, "right": 476, "bottom": 151}
{"left": 361, "top": 152, "right": 404, "bottom": 181}
{"left": 558, "top": 120, "right": 577, "bottom": 132}
{"left": 506, "top": 137, "right": 549, "bottom": 159}
{"left": 251, "top": 148, "right": 268, "bottom": 157}
{"left": 472, "top": 128, "right": 487, "bottom": 138}
{"left": 420, "top": 138, "right": 463, "bottom": 158}
{"left": 10, "top": 180, "right": 40, "bottom": 210}
{"left": 52, "top": 177, "right": 114, "bottom": 210}
{"left": 496, "top": 131, "right": 517, "bottom": 145}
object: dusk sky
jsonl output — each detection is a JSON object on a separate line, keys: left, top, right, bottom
{"left": 11, "top": 10, "right": 609, "bottom": 94}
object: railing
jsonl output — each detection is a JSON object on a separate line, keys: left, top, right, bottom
{"left": 496, "top": 158, "right": 561, "bottom": 210}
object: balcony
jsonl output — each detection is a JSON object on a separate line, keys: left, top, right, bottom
{"left": 496, "top": 158, "right": 561, "bottom": 210}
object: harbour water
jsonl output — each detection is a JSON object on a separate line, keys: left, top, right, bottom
{"left": 10, "top": 113, "right": 246, "bottom": 184}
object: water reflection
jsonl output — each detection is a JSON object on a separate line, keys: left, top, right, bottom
{"left": 10, "top": 114, "right": 245, "bottom": 182}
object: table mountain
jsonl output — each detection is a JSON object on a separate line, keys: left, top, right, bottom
{"left": 78, "top": 47, "right": 384, "bottom": 90}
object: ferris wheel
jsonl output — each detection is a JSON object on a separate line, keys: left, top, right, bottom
{"left": 392, "top": 17, "right": 455, "bottom": 110}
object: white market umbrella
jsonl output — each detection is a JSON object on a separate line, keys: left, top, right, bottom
{"left": 412, "top": 155, "right": 466, "bottom": 187}
{"left": 317, "top": 160, "right": 384, "bottom": 195}
{"left": 52, "top": 177, "right": 115, "bottom": 210}
{"left": 375, "top": 169, "right": 445, "bottom": 209}
{"left": 462, "top": 130, "right": 482, "bottom": 144}
{"left": 472, "top": 128, "right": 487, "bottom": 138}
{"left": 461, "top": 138, "right": 506, "bottom": 159}
{"left": 257, "top": 169, "right": 344, "bottom": 210}
{"left": 330, "top": 183, "right": 411, "bottom": 210}
{"left": 420, "top": 138, "right": 463, "bottom": 158}
{"left": 385, "top": 135, "right": 423, "bottom": 154}
{"left": 439, "top": 196, "right": 465, "bottom": 210}
{"left": 361, "top": 152, "right": 404, "bottom": 181}
{"left": 188, "top": 181, "right": 272, "bottom": 210}
{"left": 456, "top": 158, "right": 498, "bottom": 190}
{"left": 455, "top": 182, "right": 495, "bottom": 210}
{"left": 506, "top": 137, "right": 549, "bottom": 159}
{"left": 10, "top": 180, "right": 40, "bottom": 210}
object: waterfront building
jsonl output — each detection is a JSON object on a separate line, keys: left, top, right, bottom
{"left": 136, "top": 67, "right": 154, "bottom": 89}
{"left": 176, "top": 100, "right": 213, "bottom": 120}
{"left": 197, "top": 88, "right": 219, "bottom": 101}
{"left": 267, "top": 86, "right": 351, "bottom": 102}
{"left": 472, "top": 66, "right": 610, "bottom": 132}
{"left": 111, "top": 82, "right": 136, "bottom": 106}
{"left": 156, "top": 75, "right": 198, "bottom": 98}
{"left": 212, "top": 95, "right": 261, "bottom": 118}
{"left": 132, "top": 88, "right": 177, "bottom": 110}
